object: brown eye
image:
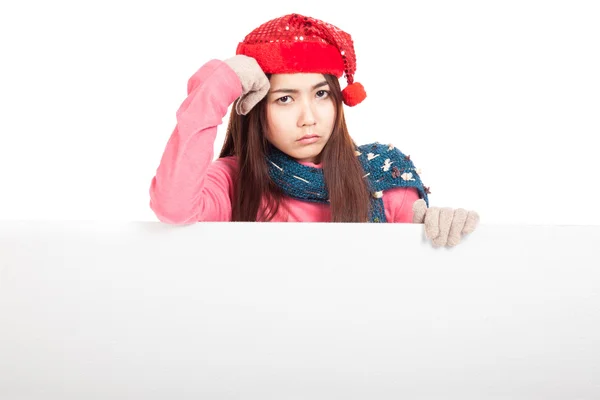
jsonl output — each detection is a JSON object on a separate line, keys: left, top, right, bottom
{"left": 277, "top": 95, "right": 292, "bottom": 104}
{"left": 316, "top": 90, "right": 329, "bottom": 98}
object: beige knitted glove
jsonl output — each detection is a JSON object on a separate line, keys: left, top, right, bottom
{"left": 223, "top": 55, "right": 270, "bottom": 115}
{"left": 412, "top": 199, "right": 480, "bottom": 248}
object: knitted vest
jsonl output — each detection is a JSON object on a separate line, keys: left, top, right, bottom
{"left": 267, "top": 142, "right": 430, "bottom": 222}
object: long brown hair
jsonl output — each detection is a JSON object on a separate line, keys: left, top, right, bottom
{"left": 218, "top": 74, "right": 371, "bottom": 222}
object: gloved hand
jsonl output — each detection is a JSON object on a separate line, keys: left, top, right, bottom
{"left": 223, "top": 55, "right": 270, "bottom": 115}
{"left": 412, "top": 199, "right": 479, "bottom": 248}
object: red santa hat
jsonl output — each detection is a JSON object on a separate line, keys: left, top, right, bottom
{"left": 235, "top": 13, "right": 367, "bottom": 107}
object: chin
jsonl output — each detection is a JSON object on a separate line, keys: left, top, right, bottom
{"left": 292, "top": 148, "right": 324, "bottom": 163}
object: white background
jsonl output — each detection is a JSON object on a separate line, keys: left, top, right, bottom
{"left": 1, "top": 0, "right": 599, "bottom": 225}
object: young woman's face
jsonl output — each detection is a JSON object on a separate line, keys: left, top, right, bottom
{"left": 265, "top": 73, "right": 336, "bottom": 164}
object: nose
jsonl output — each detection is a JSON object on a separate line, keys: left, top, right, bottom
{"left": 297, "top": 98, "right": 316, "bottom": 127}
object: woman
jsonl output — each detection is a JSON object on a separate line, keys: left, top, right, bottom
{"left": 149, "top": 13, "right": 479, "bottom": 247}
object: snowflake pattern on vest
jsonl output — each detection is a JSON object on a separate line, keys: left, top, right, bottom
{"left": 266, "top": 142, "right": 430, "bottom": 222}
{"left": 356, "top": 142, "right": 429, "bottom": 222}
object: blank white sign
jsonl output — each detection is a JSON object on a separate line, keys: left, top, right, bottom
{"left": 1, "top": 221, "right": 599, "bottom": 399}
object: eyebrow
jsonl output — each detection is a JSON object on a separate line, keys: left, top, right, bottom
{"left": 269, "top": 81, "right": 329, "bottom": 94}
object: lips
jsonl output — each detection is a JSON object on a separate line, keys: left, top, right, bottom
{"left": 297, "top": 134, "right": 319, "bottom": 141}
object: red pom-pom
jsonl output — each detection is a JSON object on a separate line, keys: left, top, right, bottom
{"left": 342, "top": 82, "right": 366, "bottom": 106}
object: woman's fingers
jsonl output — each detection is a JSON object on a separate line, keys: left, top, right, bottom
{"left": 424, "top": 207, "right": 440, "bottom": 241}
{"left": 447, "top": 208, "right": 468, "bottom": 247}
{"left": 463, "top": 210, "right": 480, "bottom": 235}
{"left": 412, "top": 199, "right": 427, "bottom": 224}
{"left": 432, "top": 207, "right": 454, "bottom": 247}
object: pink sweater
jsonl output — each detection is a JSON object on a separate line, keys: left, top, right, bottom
{"left": 149, "top": 59, "right": 420, "bottom": 224}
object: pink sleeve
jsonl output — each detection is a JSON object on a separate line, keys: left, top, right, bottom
{"left": 383, "top": 187, "right": 421, "bottom": 223}
{"left": 149, "top": 59, "right": 243, "bottom": 224}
